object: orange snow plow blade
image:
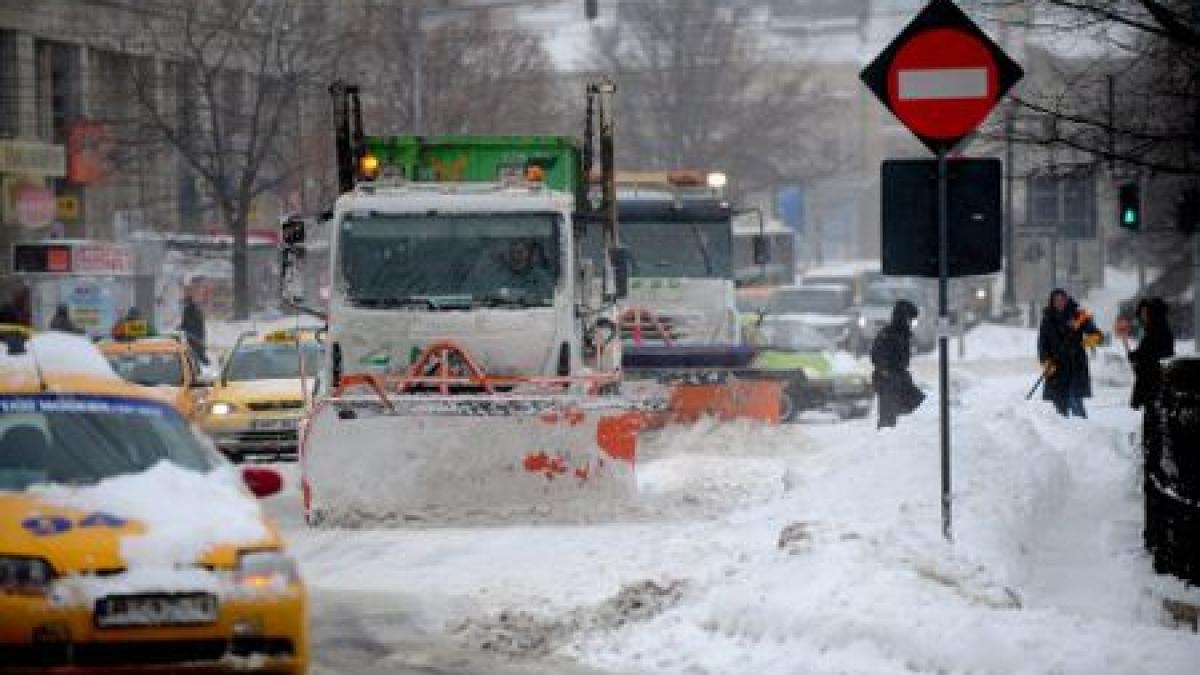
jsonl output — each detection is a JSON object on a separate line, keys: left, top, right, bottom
{"left": 637, "top": 379, "right": 782, "bottom": 429}
{"left": 300, "top": 342, "right": 644, "bottom": 525}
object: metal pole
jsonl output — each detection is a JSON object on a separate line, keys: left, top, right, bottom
{"left": 1003, "top": 103, "right": 1016, "bottom": 315}
{"left": 937, "top": 152, "right": 952, "bottom": 542}
{"left": 1194, "top": 232, "right": 1200, "bottom": 353}
{"left": 412, "top": 1, "right": 424, "bottom": 134}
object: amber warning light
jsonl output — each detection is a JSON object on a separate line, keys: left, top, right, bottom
{"left": 358, "top": 154, "right": 381, "bottom": 181}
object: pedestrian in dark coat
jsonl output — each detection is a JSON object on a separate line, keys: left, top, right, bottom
{"left": 49, "top": 303, "right": 81, "bottom": 334}
{"left": 1037, "top": 288, "right": 1103, "bottom": 418}
{"left": 1128, "top": 297, "right": 1174, "bottom": 410}
{"left": 870, "top": 300, "right": 925, "bottom": 429}
{"left": 179, "top": 294, "right": 209, "bottom": 366}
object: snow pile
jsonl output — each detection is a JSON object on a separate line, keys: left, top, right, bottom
{"left": 454, "top": 579, "right": 687, "bottom": 658}
{"left": 31, "top": 462, "right": 268, "bottom": 581}
{"left": 564, "top": 375, "right": 1200, "bottom": 674}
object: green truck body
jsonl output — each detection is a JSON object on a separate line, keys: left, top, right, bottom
{"left": 365, "top": 135, "right": 582, "bottom": 194}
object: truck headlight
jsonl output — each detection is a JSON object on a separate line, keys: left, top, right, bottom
{"left": 0, "top": 556, "right": 55, "bottom": 593}
{"left": 236, "top": 551, "right": 299, "bottom": 589}
{"left": 975, "top": 288, "right": 988, "bottom": 300}
{"left": 209, "top": 401, "right": 235, "bottom": 416}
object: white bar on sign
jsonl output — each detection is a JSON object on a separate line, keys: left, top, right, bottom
{"left": 898, "top": 68, "right": 988, "bottom": 101}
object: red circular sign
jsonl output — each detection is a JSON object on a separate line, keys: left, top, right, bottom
{"left": 886, "top": 28, "right": 998, "bottom": 141}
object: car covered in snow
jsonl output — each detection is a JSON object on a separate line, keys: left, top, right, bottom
{"left": 0, "top": 333, "right": 308, "bottom": 673}
{"left": 197, "top": 329, "right": 321, "bottom": 462}
{"left": 98, "top": 333, "right": 209, "bottom": 420}
{"left": 760, "top": 283, "right": 858, "bottom": 351}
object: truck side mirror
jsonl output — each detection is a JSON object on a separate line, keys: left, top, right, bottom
{"left": 753, "top": 234, "right": 770, "bottom": 265}
{"left": 609, "top": 246, "right": 631, "bottom": 300}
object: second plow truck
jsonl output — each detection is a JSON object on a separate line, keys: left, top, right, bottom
{"left": 582, "top": 171, "right": 782, "bottom": 425}
{"left": 280, "top": 82, "right": 644, "bottom": 524}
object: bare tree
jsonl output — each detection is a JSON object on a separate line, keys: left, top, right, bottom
{"left": 347, "top": 3, "right": 565, "bottom": 137}
{"left": 984, "top": 0, "right": 1199, "bottom": 175}
{"left": 589, "top": 0, "right": 837, "bottom": 198}
{"left": 122, "top": 0, "right": 340, "bottom": 318}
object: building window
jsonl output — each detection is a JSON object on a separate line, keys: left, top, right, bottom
{"left": 0, "top": 31, "right": 17, "bottom": 138}
{"left": 34, "top": 39, "right": 81, "bottom": 144}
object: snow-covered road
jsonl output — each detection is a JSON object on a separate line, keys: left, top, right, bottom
{"left": 260, "top": 324, "right": 1200, "bottom": 674}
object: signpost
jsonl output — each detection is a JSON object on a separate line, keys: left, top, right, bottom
{"left": 862, "top": 0, "right": 1022, "bottom": 541}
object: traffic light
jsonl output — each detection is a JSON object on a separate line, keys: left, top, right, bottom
{"left": 1118, "top": 181, "right": 1141, "bottom": 231}
{"left": 584, "top": 0, "right": 598, "bottom": 20}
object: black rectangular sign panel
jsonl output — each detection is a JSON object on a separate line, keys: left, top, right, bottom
{"left": 881, "top": 158, "right": 1002, "bottom": 277}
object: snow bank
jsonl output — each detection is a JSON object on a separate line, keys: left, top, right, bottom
{"left": 566, "top": 372, "right": 1200, "bottom": 674}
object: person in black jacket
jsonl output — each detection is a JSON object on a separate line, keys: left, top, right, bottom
{"left": 49, "top": 303, "right": 81, "bottom": 334}
{"left": 179, "top": 293, "right": 209, "bottom": 366}
{"left": 1037, "top": 288, "right": 1103, "bottom": 418}
{"left": 871, "top": 299, "right": 925, "bottom": 429}
{"left": 1128, "top": 297, "right": 1174, "bottom": 410}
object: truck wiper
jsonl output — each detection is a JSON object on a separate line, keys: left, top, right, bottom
{"left": 473, "top": 294, "right": 551, "bottom": 308}
{"left": 353, "top": 296, "right": 471, "bottom": 310}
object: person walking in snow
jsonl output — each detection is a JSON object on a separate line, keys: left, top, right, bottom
{"left": 1037, "top": 288, "right": 1103, "bottom": 418}
{"left": 1127, "top": 297, "right": 1174, "bottom": 410}
{"left": 870, "top": 299, "right": 925, "bottom": 429}
{"left": 179, "top": 293, "right": 209, "bottom": 366}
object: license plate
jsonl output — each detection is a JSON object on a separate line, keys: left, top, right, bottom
{"left": 95, "top": 593, "right": 219, "bottom": 628}
{"left": 253, "top": 417, "right": 297, "bottom": 430}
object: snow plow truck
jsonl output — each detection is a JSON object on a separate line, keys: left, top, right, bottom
{"left": 281, "top": 81, "right": 643, "bottom": 524}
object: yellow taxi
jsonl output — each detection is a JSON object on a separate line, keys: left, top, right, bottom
{"left": 98, "top": 331, "right": 208, "bottom": 420}
{"left": 197, "top": 329, "right": 321, "bottom": 462}
{"left": 0, "top": 332, "right": 308, "bottom": 673}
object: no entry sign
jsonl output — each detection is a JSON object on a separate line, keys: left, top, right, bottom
{"left": 861, "top": 0, "right": 1022, "bottom": 155}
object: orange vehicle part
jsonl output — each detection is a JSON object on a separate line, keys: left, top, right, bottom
{"left": 641, "top": 379, "right": 782, "bottom": 428}
{"left": 621, "top": 307, "right": 782, "bottom": 427}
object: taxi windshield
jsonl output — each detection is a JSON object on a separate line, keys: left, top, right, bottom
{"left": 106, "top": 352, "right": 184, "bottom": 387}
{"left": 0, "top": 395, "right": 218, "bottom": 491}
{"left": 225, "top": 340, "right": 321, "bottom": 382}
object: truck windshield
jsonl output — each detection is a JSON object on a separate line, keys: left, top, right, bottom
{"left": 583, "top": 219, "right": 732, "bottom": 279}
{"left": 339, "top": 213, "right": 560, "bottom": 307}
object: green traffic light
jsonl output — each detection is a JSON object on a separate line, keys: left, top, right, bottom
{"left": 1123, "top": 208, "right": 1137, "bottom": 226}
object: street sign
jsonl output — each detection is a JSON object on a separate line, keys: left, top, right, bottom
{"left": 860, "top": 0, "right": 1023, "bottom": 156}
{"left": 881, "top": 158, "right": 1002, "bottom": 277}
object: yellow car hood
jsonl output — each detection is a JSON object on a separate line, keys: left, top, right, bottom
{"left": 210, "top": 378, "right": 305, "bottom": 406}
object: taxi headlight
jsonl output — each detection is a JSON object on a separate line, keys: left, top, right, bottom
{"left": 236, "top": 551, "right": 299, "bottom": 589}
{"left": 0, "top": 556, "right": 54, "bottom": 593}
{"left": 209, "top": 401, "right": 235, "bottom": 416}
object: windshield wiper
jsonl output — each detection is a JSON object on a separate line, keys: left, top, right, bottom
{"left": 353, "top": 295, "right": 470, "bottom": 310}
{"left": 474, "top": 294, "right": 551, "bottom": 309}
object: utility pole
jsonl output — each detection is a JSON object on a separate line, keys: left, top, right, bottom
{"left": 1003, "top": 101, "right": 1016, "bottom": 318}
{"left": 412, "top": 0, "right": 424, "bottom": 135}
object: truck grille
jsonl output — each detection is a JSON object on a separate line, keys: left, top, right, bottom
{"left": 247, "top": 399, "right": 304, "bottom": 411}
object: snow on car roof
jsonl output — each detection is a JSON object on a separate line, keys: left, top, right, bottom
{"left": 29, "top": 332, "right": 123, "bottom": 380}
